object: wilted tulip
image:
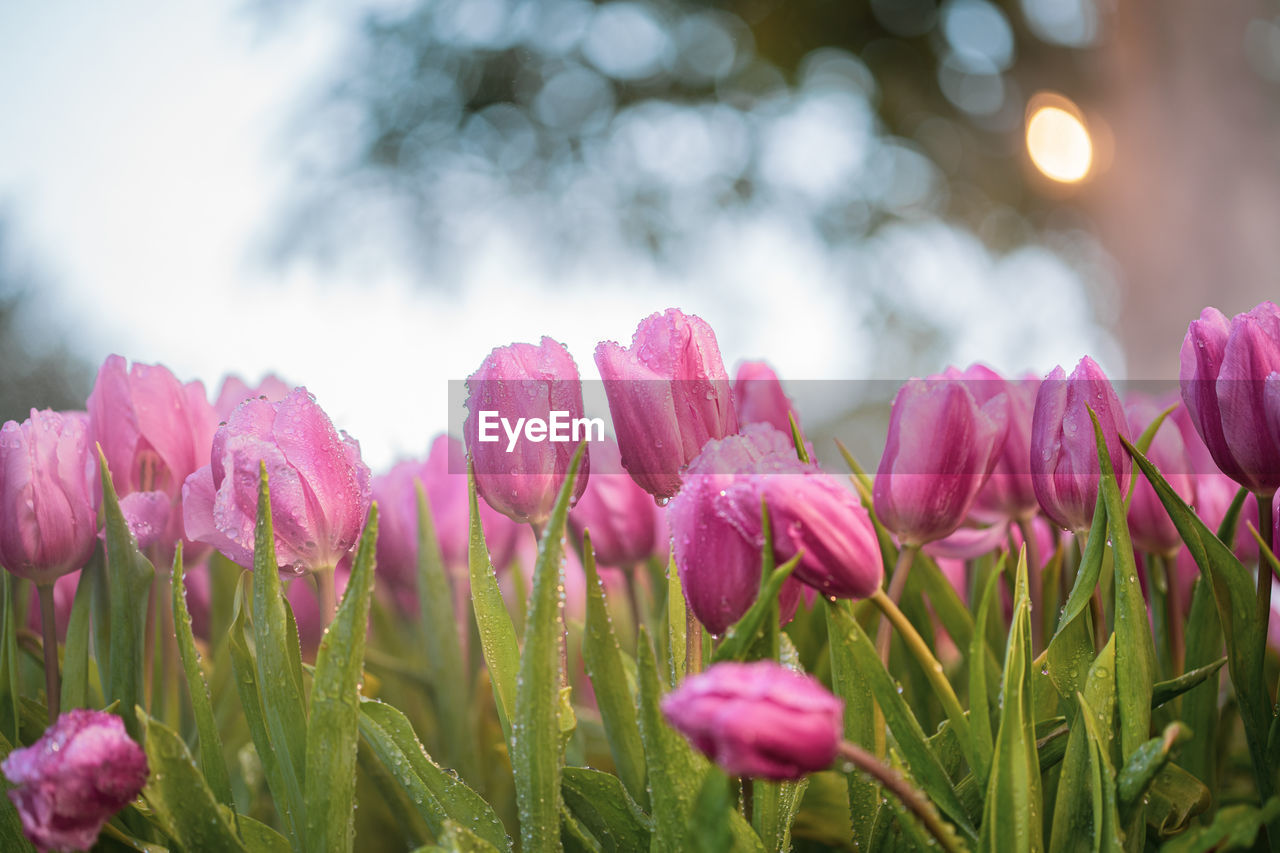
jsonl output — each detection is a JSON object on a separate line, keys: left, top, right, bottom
{"left": 212, "top": 373, "right": 291, "bottom": 420}
{"left": 661, "top": 660, "right": 843, "bottom": 780}
{"left": 2, "top": 709, "right": 148, "bottom": 853}
{"left": 596, "top": 309, "right": 738, "bottom": 499}
{"left": 0, "top": 411, "right": 97, "bottom": 585}
{"left": 87, "top": 355, "right": 218, "bottom": 559}
{"left": 182, "top": 388, "right": 372, "bottom": 575}
{"left": 873, "top": 372, "right": 1008, "bottom": 545}
{"left": 734, "top": 360, "right": 798, "bottom": 436}
{"left": 569, "top": 437, "right": 657, "bottom": 568}
{"left": 1030, "top": 357, "right": 1130, "bottom": 532}
{"left": 667, "top": 426, "right": 804, "bottom": 635}
{"left": 463, "top": 337, "right": 590, "bottom": 527}
{"left": 1126, "top": 394, "right": 1195, "bottom": 556}
{"left": 1180, "top": 302, "right": 1280, "bottom": 496}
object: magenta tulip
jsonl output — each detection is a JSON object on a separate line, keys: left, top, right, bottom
{"left": 463, "top": 337, "right": 590, "bottom": 527}
{"left": 182, "top": 388, "right": 372, "bottom": 575}
{"left": 661, "top": 660, "right": 843, "bottom": 780}
{"left": 87, "top": 355, "right": 218, "bottom": 560}
{"left": 667, "top": 425, "right": 804, "bottom": 634}
{"left": 2, "top": 710, "right": 148, "bottom": 853}
{"left": 212, "top": 373, "right": 291, "bottom": 420}
{"left": 734, "top": 360, "right": 798, "bottom": 436}
{"left": 873, "top": 372, "right": 1008, "bottom": 545}
{"left": 596, "top": 309, "right": 738, "bottom": 499}
{"left": 569, "top": 437, "right": 657, "bottom": 568}
{"left": 0, "top": 411, "right": 97, "bottom": 585}
{"left": 1030, "top": 357, "right": 1130, "bottom": 532}
{"left": 1125, "top": 394, "right": 1195, "bottom": 556}
{"left": 968, "top": 370, "right": 1040, "bottom": 523}
{"left": 1179, "top": 302, "right": 1280, "bottom": 496}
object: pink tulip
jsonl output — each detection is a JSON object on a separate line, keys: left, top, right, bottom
{"left": 968, "top": 370, "right": 1040, "bottom": 523}
{"left": 662, "top": 660, "right": 843, "bottom": 780}
{"left": 86, "top": 355, "right": 218, "bottom": 561}
{"left": 874, "top": 372, "right": 1008, "bottom": 545}
{"left": 1030, "top": 357, "right": 1130, "bottom": 532}
{"left": 734, "top": 360, "right": 799, "bottom": 436}
{"left": 212, "top": 373, "right": 291, "bottom": 421}
{"left": 2, "top": 709, "right": 148, "bottom": 853}
{"left": 182, "top": 388, "right": 372, "bottom": 575}
{"left": 0, "top": 411, "right": 97, "bottom": 585}
{"left": 1126, "top": 394, "right": 1196, "bottom": 556}
{"left": 569, "top": 437, "right": 657, "bottom": 568}
{"left": 463, "top": 337, "right": 590, "bottom": 527}
{"left": 667, "top": 425, "right": 808, "bottom": 634}
{"left": 596, "top": 309, "right": 738, "bottom": 499}
{"left": 1180, "top": 302, "right": 1280, "bottom": 496}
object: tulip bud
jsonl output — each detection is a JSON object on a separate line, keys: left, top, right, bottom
{"left": 0, "top": 411, "right": 97, "bottom": 585}
{"left": 667, "top": 426, "right": 804, "bottom": 634}
{"left": 182, "top": 388, "right": 372, "bottom": 575}
{"left": 1030, "top": 356, "right": 1130, "bottom": 532}
{"left": 1179, "top": 302, "right": 1280, "bottom": 496}
{"left": 2, "top": 709, "right": 148, "bottom": 852}
{"left": 463, "top": 337, "right": 590, "bottom": 527}
{"left": 873, "top": 372, "right": 1008, "bottom": 545}
{"left": 213, "top": 373, "right": 291, "bottom": 420}
{"left": 1125, "top": 394, "right": 1195, "bottom": 556}
{"left": 968, "top": 370, "right": 1040, "bottom": 522}
{"left": 569, "top": 437, "right": 657, "bottom": 568}
{"left": 661, "top": 660, "right": 843, "bottom": 780}
{"left": 87, "top": 355, "right": 218, "bottom": 561}
{"left": 596, "top": 309, "right": 738, "bottom": 499}
{"left": 734, "top": 361, "right": 799, "bottom": 436}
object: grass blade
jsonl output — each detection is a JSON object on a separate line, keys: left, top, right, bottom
{"left": 467, "top": 461, "right": 520, "bottom": 739}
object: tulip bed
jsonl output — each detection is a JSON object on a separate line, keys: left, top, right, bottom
{"left": 0, "top": 305, "right": 1279, "bottom": 852}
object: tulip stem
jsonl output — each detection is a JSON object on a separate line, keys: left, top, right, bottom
{"left": 875, "top": 544, "right": 919, "bottom": 666}
{"left": 1017, "top": 518, "right": 1043, "bottom": 651}
{"left": 1258, "top": 495, "right": 1273, "bottom": 653}
{"left": 686, "top": 607, "right": 703, "bottom": 675}
{"left": 623, "top": 565, "right": 644, "bottom": 641}
{"left": 37, "top": 583, "right": 59, "bottom": 722}
{"left": 836, "top": 740, "right": 961, "bottom": 853}
{"left": 316, "top": 566, "right": 337, "bottom": 629}
{"left": 1157, "top": 553, "right": 1184, "bottom": 675}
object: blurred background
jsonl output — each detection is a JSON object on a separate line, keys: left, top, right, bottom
{"left": 2, "top": 0, "right": 1278, "bottom": 469}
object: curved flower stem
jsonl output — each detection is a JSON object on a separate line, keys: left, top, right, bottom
{"left": 316, "top": 566, "right": 337, "bottom": 630}
{"left": 870, "top": 589, "right": 969, "bottom": 736}
{"left": 836, "top": 740, "right": 961, "bottom": 853}
{"left": 37, "top": 583, "right": 59, "bottom": 722}
{"left": 875, "top": 544, "right": 919, "bottom": 666}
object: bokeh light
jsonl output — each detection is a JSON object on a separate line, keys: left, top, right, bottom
{"left": 1025, "top": 94, "right": 1093, "bottom": 183}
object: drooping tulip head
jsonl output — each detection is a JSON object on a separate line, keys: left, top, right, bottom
{"left": 1030, "top": 356, "right": 1130, "bottom": 532}
{"left": 661, "top": 660, "right": 844, "bottom": 780}
{"left": 182, "top": 388, "right": 372, "bottom": 575}
{"left": 873, "top": 371, "right": 1008, "bottom": 545}
{"left": 86, "top": 355, "right": 218, "bottom": 560}
{"left": 2, "top": 709, "right": 148, "bottom": 853}
{"left": 464, "top": 337, "right": 590, "bottom": 528}
{"left": 0, "top": 411, "right": 97, "bottom": 586}
{"left": 596, "top": 309, "right": 738, "bottom": 500}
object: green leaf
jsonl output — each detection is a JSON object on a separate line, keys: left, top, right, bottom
{"left": 59, "top": 554, "right": 95, "bottom": 711}
{"left": 708, "top": 555, "right": 799, "bottom": 664}
{"left": 467, "top": 461, "right": 520, "bottom": 740}
{"left": 305, "top": 508, "right": 379, "bottom": 853}
{"left": 1122, "top": 436, "right": 1274, "bottom": 807}
{"left": 1144, "top": 765, "right": 1211, "bottom": 839}
{"left": 438, "top": 819, "right": 506, "bottom": 853}
{"left": 968, "top": 569, "right": 1000, "bottom": 790}
{"left": 170, "top": 543, "right": 233, "bottom": 808}
{"left": 825, "top": 601, "right": 881, "bottom": 849}
{"left": 562, "top": 767, "right": 652, "bottom": 852}
{"left": 824, "top": 602, "right": 977, "bottom": 845}
{"left": 0, "top": 576, "right": 20, "bottom": 746}
{"left": 666, "top": 552, "right": 686, "bottom": 688}
{"left": 1176, "top": 578, "right": 1222, "bottom": 791}
{"left": 227, "top": 573, "right": 302, "bottom": 849}
{"left": 415, "top": 483, "right": 479, "bottom": 785}
{"left": 1116, "top": 723, "right": 1189, "bottom": 818}
{"left": 98, "top": 449, "right": 155, "bottom": 740}
{"left": 1150, "top": 657, "right": 1225, "bottom": 710}
{"left": 981, "top": 548, "right": 1043, "bottom": 853}
{"left": 580, "top": 531, "right": 647, "bottom": 808}
{"left": 1162, "top": 797, "right": 1280, "bottom": 853}
{"left": 250, "top": 464, "right": 309, "bottom": 844}
{"left": 236, "top": 814, "right": 293, "bottom": 853}
{"left": 1089, "top": 410, "right": 1154, "bottom": 766}
{"left": 358, "top": 698, "right": 511, "bottom": 850}
{"left": 1077, "top": 693, "right": 1124, "bottom": 853}
{"left": 1044, "top": 491, "right": 1107, "bottom": 703}
{"left": 512, "top": 443, "right": 586, "bottom": 853}
{"left": 138, "top": 710, "right": 247, "bottom": 852}
{"left": 683, "top": 769, "right": 734, "bottom": 853}
{"left": 917, "top": 552, "right": 999, "bottom": 701}
{"left": 1050, "top": 637, "right": 1117, "bottom": 853}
